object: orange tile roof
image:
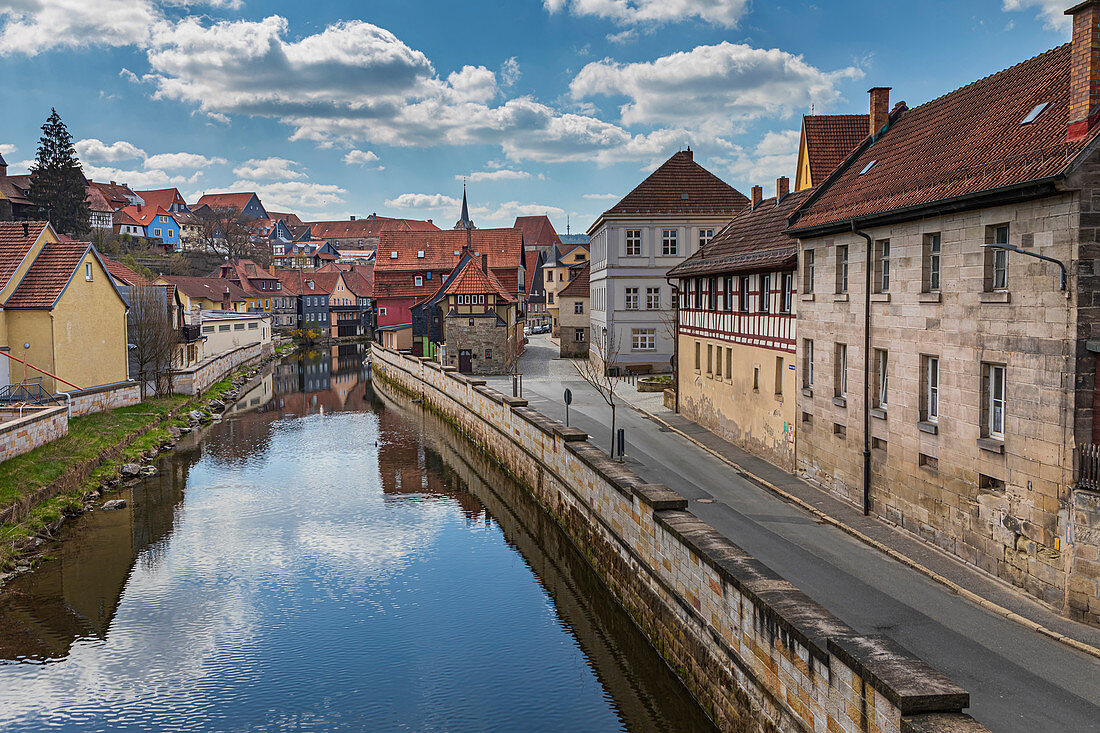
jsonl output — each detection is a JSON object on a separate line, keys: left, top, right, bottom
{"left": 597, "top": 150, "right": 748, "bottom": 223}
{"left": 101, "top": 255, "right": 152, "bottom": 286}
{"left": 524, "top": 250, "right": 543, "bottom": 294}
{"left": 0, "top": 221, "right": 49, "bottom": 291}
{"left": 88, "top": 180, "right": 140, "bottom": 209}
{"left": 513, "top": 215, "right": 560, "bottom": 249}
{"left": 268, "top": 211, "right": 303, "bottom": 226}
{"left": 444, "top": 259, "right": 516, "bottom": 301}
{"left": 305, "top": 217, "right": 439, "bottom": 240}
{"left": 195, "top": 192, "right": 260, "bottom": 212}
{"left": 376, "top": 228, "right": 522, "bottom": 271}
{"left": 5, "top": 241, "right": 91, "bottom": 308}
{"left": 791, "top": 43, "right": 1100, "bottom": 232}
{"left": 559, "top": 262, "right": 590, "bottom": 298}
{"left": 134, "top": 188, "right": 186, "bottom": 212}
{"left": 160, "top": 276, "right": 249, "bottom": 302}
{"left": 802, "top": 115, "right": 870, "bottom": 186}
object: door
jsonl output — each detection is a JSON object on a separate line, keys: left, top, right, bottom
{"left": 458, "top": 349, "right": 473, "bottom": 374}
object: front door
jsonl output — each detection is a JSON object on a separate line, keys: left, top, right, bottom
{"left": 458, "top": 349, "right": 473, "bottom": 374}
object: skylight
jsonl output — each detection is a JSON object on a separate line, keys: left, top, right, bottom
{"left": 859, "top": 160, "right": 877, "bottom": 176}
{"left": 417, "top": 250, "right": 425, "bottom": 258}
{"left": 390, "top": 251, "right": 398, "bottom": 259}
{"left": 1021, "top": 102, "right": 1048, "bottom": 125}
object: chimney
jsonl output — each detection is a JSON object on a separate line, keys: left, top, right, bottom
{"left": 776, "top": 176, "right": 790, "bottom": 202}
{"left": 750, "top": 185, "right": 763, "bottom": 209}
{"left": 22, "top": 222, "right": 29, "bottom": 237}
{"left": 1068, "top": 1, "right": 1100, "bottom": 140}
{"left": 350, "top": 215, "right": 356, "bottom": 221}
{"left": 482, "top": 253, "right": 489, "bottom": 273}
{"left": 869, "top": 87, "right": 891, "bottom": 138}
{"left": 427, "top": 219, "right": 433, "bottom": 225}
{"left": 222, "top": 287, "right": 230, "bottom": 311}
{"left": 110, "top": 181, "right": 116, "bottom": 186}
{"left": 0, "top": 158, "right": 6, "bottom": 178}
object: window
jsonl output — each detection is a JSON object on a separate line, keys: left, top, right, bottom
{"left": 632, "top": 328, "right": 655, "bottom": 351}
{"left": 662, "top": 229, "right": 678, "bottom": 256}
{"left": 775, "top": 356, "right": 784, "bottom": 396}
{"left": 625, "top": 287, "right": 639, "bottom": 310}
{"left": 724, "top": 277, "right": 734, "bottom": 311}
{"left": 987, "top": 225, "right": 1009, "bottom": 291}
{"left": 248, "top": 322, "right": 258, "bottom": 330}
{"left": 695, "top": 340, "right": 701, "bottom": 371}
{"left": 414, "top": 276, "right": 423, "bottom": 287}
{"left": 85, "top": 262, "right": 92, "bottom": 281}
{"left": 725, "top": 347, "right": 733, "bottom": 380}
{"left": 780, "top": 273, "right": 793, "bottom": 313}
{"left": 707, "top": 278, "right": 718, "bottom": 311}
{"left": 859, "top": 160, "right": 877, "bottom": 175}
{"left": 379, "top": 307, "right": 387, "bottom": 316}
{"left": 575, "top": 328, "right": 586, "bottom": 342}
{"left": 739, "top": 276, "right": 750, "bottom": 313}
{"left": 574, "top": 301, "right": 584, "bottom": 314}
{"left": 753, "top": 366, "right": 760, "bottom": 392}
{"left": 699, "top": 229, "right": 714, "bottom": 248}
{"left": 875, "top": 239, "right": 890, "bottom": 292}
{"left": 219, "top": 324, "right": 230, "bottom": 332}
{"left": 234, "top": 323, "right": 245, "bottom": 331}
{"left": 803, "top": 339, "right": 814, "bottom": 389}
{"left": 758, "top": 274, "right": 770, "bottom": 313}
{"left": 836, "top": 245, "right": 849, "bottom": 294}
{"left": 873, "top": 349, "right": 888, "bottom": 409}
{"left": 646, "top": 287, "right": 661, "bottom": 310}
{"left": 693, "top": 279, "right": 703, "bottom": 309}
{"left": 707, "top": 344, "right": 713, "bottom": 375}
{"left": 202, "top": 325, "right": 215, "bottom": 334}
{"left": 924, "top": 233, "right": 941, "bottom": 292}
{"left": 921, "top": 356, "right": 939, "bottom": 423}
{"left": 1021, "top": 102, "right": 1048, "bottom": 125}
{"left": 153, "top": 228, "right": 162, "bottom": 237}
{"left": 834, "top": 344, "right": 847, "bottom": 398}
{"left": 625, "top": 229, "right": 642, "bottom": 256}
{"left": 982, "top": 363, "right": 1006, "bottom": 439}
{"left": 803, "top": 249, "right": 815, "bottom": 295}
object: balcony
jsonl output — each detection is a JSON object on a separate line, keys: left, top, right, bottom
{"left": 181, "top": 324, "right": 203, "bottom": 342}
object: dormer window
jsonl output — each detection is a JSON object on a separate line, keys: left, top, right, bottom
{"left": 1021, "top": 102, "right": 1048, "bottom": 125}
{"left": 390, "top": 251, "right": 398, "bottom": 259}
{"left": 414, "top": 276, "right": 423, "bottom": 287}
{"left": 417, "top": 250, "right": 425, "bottom": 258}
{"left": 858, "top": 160, "right": 877, "bottom": 176}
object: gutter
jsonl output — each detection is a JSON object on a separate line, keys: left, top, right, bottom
{"left": 851, "top": 221, "right": 873, "bottom": 516}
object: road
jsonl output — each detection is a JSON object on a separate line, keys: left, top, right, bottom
{"left": 487, "top": 334, "right": 1100, "bottom": 733}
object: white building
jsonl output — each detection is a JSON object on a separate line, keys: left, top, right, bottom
{"left": 200, "top": 310, "right": 272, "bottom": 358}
{"left": 587, "top": 150, "right": 748, "bottom": 373}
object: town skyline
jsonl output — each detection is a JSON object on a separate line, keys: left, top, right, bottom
{"left": 0, "top": 0, "right": 1072, "bottom": 227}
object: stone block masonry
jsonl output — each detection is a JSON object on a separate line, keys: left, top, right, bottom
{"left": 372, "top": 345, "right": 987, "bottom": 733}
{"left": 172, "top": 342, "right": 271, "bottom": 395}
{"left": 0, "top": 406, "right": 68, "bottom": 463}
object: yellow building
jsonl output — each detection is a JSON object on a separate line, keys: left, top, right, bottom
{"left": 793, "top": 114, "right": 870, "bottom": 192}
{"left": 542, "top": 243, "right": 589, "bottom": 337}
{"left": 0, "top": 221, "right": 128, "bottom": 393}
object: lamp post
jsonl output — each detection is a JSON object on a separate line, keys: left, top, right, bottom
{"left": 22, "top": 342, "right": 29, "bottom": 385}
{"left": 980, "top": 242, "right": 1068, "bottom": 292}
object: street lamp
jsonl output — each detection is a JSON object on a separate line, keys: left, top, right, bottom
{"left": 981, "top": 242, "right": 1068, "bottom": 292}
{"left": 22, "top": 342, "right": 29, "bottom": 384}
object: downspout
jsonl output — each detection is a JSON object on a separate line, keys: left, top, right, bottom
{"left": 852, "top": 221, "right": 873, "bottom": 516}
{"left": 666, "top": 276, "right": 680, "bottom": 414}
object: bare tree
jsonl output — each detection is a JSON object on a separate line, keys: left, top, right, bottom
{"left": 572, "top": 328, "right": 622, "bottom": 458}
{"left": 129, "top": 285, "right": 178, "bottom": 398}
{"left": 198, "top": 206, "right": 271, "bottom": 264}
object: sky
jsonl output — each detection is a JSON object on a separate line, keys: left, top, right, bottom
{"left": 0, "top": 0, "right": 1074, "bottom": 230}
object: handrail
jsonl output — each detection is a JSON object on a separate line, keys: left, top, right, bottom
{"left": 0, "top": 350, "right": 84, "bottom": 391}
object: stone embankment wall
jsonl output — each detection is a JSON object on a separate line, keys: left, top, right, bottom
{"left": 69, "top": 382, "right": 140, "bottom": 417}
{"left": 0, "top": 406, "right": 68, "bottom": 463}
{"left": 372, "top": 345, "right": 989, "bottom": 733}
{"left": 172, "top": 342, "right": 271, "bottom": 395}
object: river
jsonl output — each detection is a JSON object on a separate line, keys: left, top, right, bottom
{"left": 0, "top": 346, "right": 715, "bottom": 732}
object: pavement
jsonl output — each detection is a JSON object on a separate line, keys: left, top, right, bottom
{"left": 485, "top": 334, "right": 1100, "bottom": 733}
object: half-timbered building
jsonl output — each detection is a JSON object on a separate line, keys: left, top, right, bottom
{"left": 668, "top": 178, "right": 807, "bottom": 470}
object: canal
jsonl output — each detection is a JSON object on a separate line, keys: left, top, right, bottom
{"left": 0, "top": 347, "right": 716, "bottom": 732}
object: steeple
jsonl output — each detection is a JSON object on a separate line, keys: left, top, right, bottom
{"left": 454, "top": 181, "right": 476, "bottom": 230}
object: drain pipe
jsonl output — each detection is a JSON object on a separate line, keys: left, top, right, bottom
{"left": 666, "top": 276, "right": 680, "bottom": 414}
{"left": 852, "top": 221, "right": 873, "bottom": 516}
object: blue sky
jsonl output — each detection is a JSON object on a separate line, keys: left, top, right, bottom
{"left": 0, "top": 0, "right": 1072, "bottom": 229}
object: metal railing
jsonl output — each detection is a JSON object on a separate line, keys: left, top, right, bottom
{"left": 1080, "top": 443, "right": 1100, "bottom": 491}
{"left": 0, "top": 379, "right": 64, "bottom": 406}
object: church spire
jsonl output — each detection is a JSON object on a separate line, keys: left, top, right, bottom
{"left": 454, "top": 180, "right": 475, "bottom": 230}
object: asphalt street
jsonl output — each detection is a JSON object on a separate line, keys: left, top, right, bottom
{"left": 486, "top": 334, "right": 1100, "bottom": 733}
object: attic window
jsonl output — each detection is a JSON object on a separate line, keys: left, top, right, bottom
{"left": 390, "top": 251, "right": 398, "bottom": 259}
{"left": 417, "top": 250, "right": 425, "bottom": 258}
{"left": 1020, "top": 102, "right": 1048, "bottom": 125}
{"left": 858, "top": 160, "right": 877, "bottom": 176}
{"left": 680, "top": 193, "right": 689, "bottom": 200}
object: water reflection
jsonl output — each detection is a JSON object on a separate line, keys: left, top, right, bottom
{"left": 0, "top": 347, "right": 714, "bottom": 732}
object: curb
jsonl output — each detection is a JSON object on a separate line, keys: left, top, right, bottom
{"left": 631, "top": 404, "right": 1100, "bottom": 663}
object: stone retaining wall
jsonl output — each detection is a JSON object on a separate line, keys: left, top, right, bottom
{"left": 372, "top": 345, "right": 988, "bottom": 733}
{"left": 0, "top": 406, "right": 68, "bottom": 463}
{"left": 172, "top": 342, "right": 271, "bottom": 395}
{"left": 68, "top": 381, "right": 141, "bottom": 417}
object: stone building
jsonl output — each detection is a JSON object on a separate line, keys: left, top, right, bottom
{"left": 787, "top": 4, "right": 1100, "bottom": 624}
{"left": 440, "top": 254, "right": 518, "bottom": 375}
{"left": 588, "top": 150, "right": 747, "bottom": 373}
{"left": 669, "top": 180, "right": 809, "bottom": 470}
{"left": 557, "top": 262, "right": 590, "bottom": 358}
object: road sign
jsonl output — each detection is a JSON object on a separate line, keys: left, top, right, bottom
{"left": 563, "top": 388, "right": 572, "bottom": 405}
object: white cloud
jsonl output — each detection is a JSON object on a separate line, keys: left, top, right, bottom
{"left": 229, "top": 179, "right": 346, "bottom": 211}
{"left": 583, "top": 192, "right": 619, "bottom": 200}
{"left": 384, "top": 192, "right": 565, "bottom": 227}
{"left": 571, "top": 43, "right": 863, "bottom": 133}
{"left": 479, "top": 201, "right": 565, "bottom": 225}
{"left": 543, "top": 0, "right": 750, "bottom": 27}
{"left": 82, "top": 163, "right": 202, "bottom": 188}
{"left": 606, "top": 29, "right": 639, "bottom": 44}
{"left": 75, "top": 138, "right": 147, "bottom": 163}
{"left": 713, "top": 128, "right": 800, "bottom": 193}
{"left": 144, "top": 152, "right": 226, "bottom": 169}
{"left": 1002, "top": 0, "right": 1071, "bottom": 32}
{"left": 233, "top": 157, "right": 305, "bottom": 181}
{"left": 456, "top": 169, "right": 531, "bottom": 182}
{"left": 0, "top": 0, "right": 158, "bottom": 56}
{"left": 0, "top": 143, "right": 16, "bottom": 156}
{"left": 343, "top": 149, "right": 380, "bottom": 166}
{"left": 385, "top": 193, "right": 461, "bottom": 210}
{"left": 501, "top": 57, "right": 520, "bottom": 88}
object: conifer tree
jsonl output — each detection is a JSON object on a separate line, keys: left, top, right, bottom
{"left": 28, "top": 108, "right": 89, "bottom": 237}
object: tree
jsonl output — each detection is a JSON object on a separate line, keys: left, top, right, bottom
{"left": 128, "top": 285, "right": 179, "bottom": 399}
{"left": 198, "top": 205, "right": 271, "bottom": 265}
{"left": 573, "top": 328, "right": 622, "bottom": 459}
{"left": 28, "top": 109, "right": 89, "bottom": 238}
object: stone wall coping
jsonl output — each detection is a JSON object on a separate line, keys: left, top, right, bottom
{"left": 554, "top": 425, "right": 589, "bottom": 442}
{"left": 442, "top": 366, "right": 458, "bottom": 373}
{"left": 901, "top": 713, "right": 988, "bottom": 733}
{"left": 465, "top": 378, "right": 487, "bottom": 387}
{"left": 828, "top": 635, "right": 969, "bottom": 715}
{"left": 512, "top": 406, "right": 557, "bottom": 436}
{"left": 0, "top": 405, "right": 67, "bottom": 437}
{"left": 634, "top": 483, "right": 688, "bottom": 510}
{"left": 424, "top": 361, "right": 443, "bottom": 372}
{"left": 502, "top": 396, "right": 529, "bottom": 407}
{"left": 175, "top": 343, "right": 257, "bottom": 375}
{"left": 70, "top": 380, "right": 137, "bottom": 398}
{"left": 565, "top": 440, "right": 640, "bottom": 500}
{"left": 473, "top": 385, "right": 504, "bottom": 405}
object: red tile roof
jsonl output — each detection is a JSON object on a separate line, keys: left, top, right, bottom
{"left": 88, "top": 180, "right": 141, "bottom": 209}
{"left": 0, "top": 175, "right": 32, "bottom": 206}
{"left": 159, "top": 276, "right": 249, "bottom": 302}
{"left": 134, "top": 188, "right": 186, "bottom": 212}
{"left": 524, "top": 250, "right": 543, "bottom": 294}
{"left": 559, "top": 262, "right": 590, "bottom": 298}
{"left": 513, "top": 215, "right": 561, "bottom": 249}
{"left": 342, "top": 267, "right": 373, "bottom": 298}
{"left": 791, "top": 43, "right": 1100, "bottom": 232}
{"left": 801, "top": 115, "right": 870, "bottom": 187}
{"left": 5, "top": 241, "right": 91, "bottom": 308}
{"left": 119, "top": 205, "right": 172, "bottom": 227}
{"left": 444, "top": 259, "right": 516, "bottom": 301}
{"left": 595, "top": 150, "right": 747, "bottom": 225}
{"left": 305, "top": 216, "right": 439, "bottom": 241}
{"left": 376, "top": 229, "right": 523, "bottom": 272}
{"left": 268, "top": 211, "right": 303, "bottom": 226}
{"left": 195, "top": 192, "right": 261, "bottom": 213}
{"left": 85, "top": 184, "right": 112, "bottom": 213}
{"left": 668, "top": 189, "right": 813, "bottom": 278}
{"left": 0, "top": 221, "right": 49, "bottom": 291}
{"left": 101, "top": 255, "right": 152, "bottom": 287}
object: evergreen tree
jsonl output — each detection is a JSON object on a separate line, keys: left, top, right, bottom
{"left": 28, "top": 108, "right": 90, "bottom": 237}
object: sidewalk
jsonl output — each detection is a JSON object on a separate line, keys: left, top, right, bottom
{"left": 618, "top": 383, "right": 1100, "bottom": 659}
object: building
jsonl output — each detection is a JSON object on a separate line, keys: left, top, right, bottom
{"left": 302, "top": 215, "right": 439, "bottom": 252}
{"left": 113, "top": 209, "right": 145, "bottom": 238}
{"left": 524, "top": 249, "right": 548, "bottom": 327}
{"left": 438, "top": 253, "right": 519, "bottom": 374}
{"left": 88, "top": 181, "right": 143, "bottom": 209}
{"left": 0, "top": 173, "right": 124, "bottom": 232}
{"left": 272, "top": 240, "right": 341, "bottom": 270}
{"left": 786, "top": 6, "right": 1100, "bottom": 625}
{"left": 327, "top": 269, "right": 372, "bottom": 338}
{"left": 0, "top": 221, "right": 128, "bottom": 393}
{"left": 118, "top": 206, "right": 181, "bottom": 250}
{"left": 793, "top": 114, "right": 870, "bottom": 192}
{"left": 199, "top": 310, "right": 272, "bottom": 358}
{"left": 193, "top": 192, "right": 268, "bottom": 220}
{"left": 588, "top": 150, "right": 748, "bottom": 373}
{"left": 135, "top": 189, "right": 202, "bottom": 248}
{"left": 543, "top": 241, "right": 589, "bottom": 337}
{"left": 215, "top": 258, "right": 282, "bottom": 313}
{"left": 557, "top": 262, "right": 590, "bottom": 358}
{"left": 154, "top": 276, "right": 248, "bottom": 321}
{"left": 668, "top": 179, "right": 808, "bottom": 470}
{"left": 514, "top": 215, "right": 561, "bottom": 255}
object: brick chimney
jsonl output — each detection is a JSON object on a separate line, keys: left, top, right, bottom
{"left": 482, "top": 252, "right": 489, "bottom": 274}
{"left": 776, "top": 176, "right": 790, "bottom": 202}
{"left": 1068, "top": 1, "right": 1100, "bottom": 140}
{"left": 750, "top": 185, "right": 763, "bottom": 209}
{"left": 869, "top": 87, "right": 891, "bottom": 138}
{"left": 222, "top": 287, "right": 230, "bottom": 311}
